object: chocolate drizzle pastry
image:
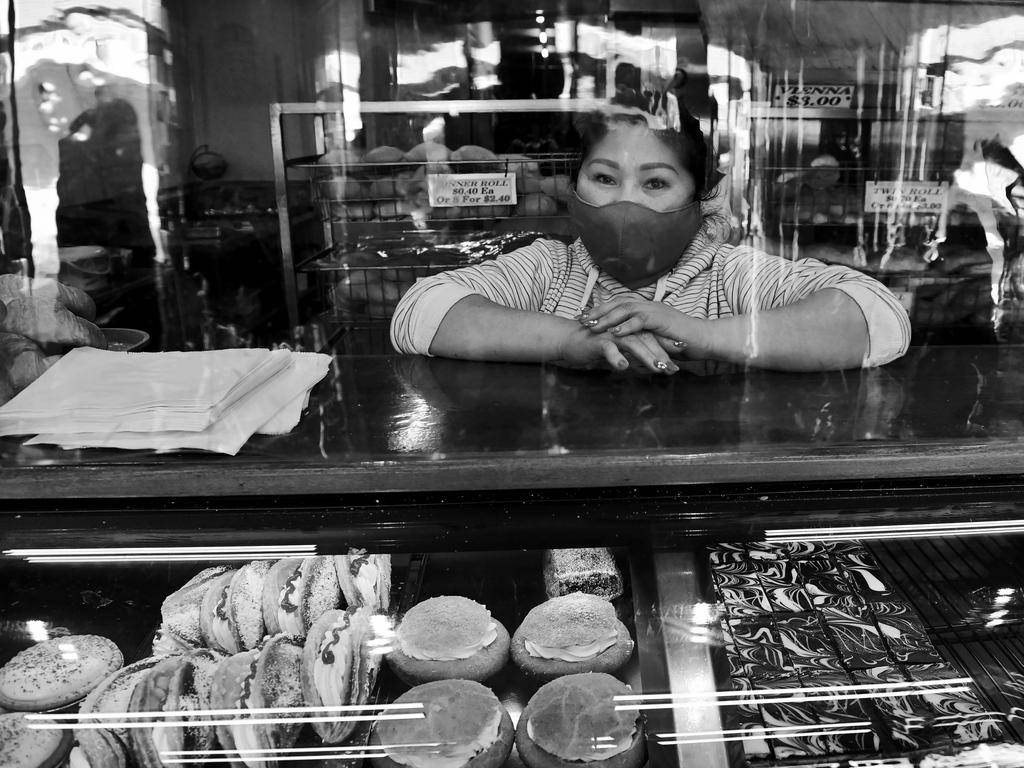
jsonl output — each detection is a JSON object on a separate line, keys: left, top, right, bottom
{"left": 708, "top": 543, "right": 748, "bottom": 565}
{"left": 870, "top": 602, "right": 944, "bottom": 664}
{"left": 904, "top": 663, "right": 963, "bottom": 681}
{"left": 744, "top": 542, "right": 788, "bottom": 561}
{"left": 761, "top": 702, "right": 827, "bottom": 758}
{"left": 798, "top": 559, "right": 857, "bottom": 606}
{"left": 764, "top": 585, "right": 814, "bottom": 613}
{"left": 837, "top": 552, "right": 893, "bottom": 597}
{"left": 711, "top": 560, "right": 760, "bottom": 590}
{"left": 773, "top": 614, "right": 844, "bottom": 673}
{"left": 874, "top": 694, "right": 932, "bottom": 750}
{"left": 820, "top": 604, "right": 890, "bottom": 668}
{"left": 780, "top": 542, "right": 834, "bottom": 558}
{"left": 855, "top": 665, "right": 906, "bottom": 683}
{"left": 815, "top": 705, "right": 879, "bottom": 754}
{"left": 921, "top": 688, "right": 1002, "bottom": 744}
{"left": 729, "top": 620, "right": 792, "bottom": 680}
{"left": 752, "top": 560, "right": 800, "bottom": 588}
{"left": 720, "top": 677, "right": 770, "bottom": 759}
{"left": 719, "top": 586, "right": 771, "bottom": 618}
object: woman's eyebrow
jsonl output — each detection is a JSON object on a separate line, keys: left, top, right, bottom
{"left": 638, "top": 162, "right": 680, "bottom": 174}
{"left": 586, "top": 157, "right": 620, "bottom": 169}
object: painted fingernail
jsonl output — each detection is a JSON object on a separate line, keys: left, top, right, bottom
{"left": 617, "top": 359, "right": 628, "bottom": 369}
{"left": 673, "top": 340, "right": 688, "bottom": 348}
{"left": 612, "top": 326, "right": 622, "bottom": 335}
{"left": 584, "top": 319, "right": 599, "bottom": 327}
{"left": 654, "top": 360, "right": 669, "bottom": 371}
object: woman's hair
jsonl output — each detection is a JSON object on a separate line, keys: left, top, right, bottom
{"left": 571, "top": 106, "right": 711, "bottom": 200}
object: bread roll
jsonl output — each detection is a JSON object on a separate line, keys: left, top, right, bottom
{"left": 0, "top": 274, "right": 97, "bottom": 321}
{"left": 404, "top": 142, "right": 451, "bottom": 173}
{"left": 317, "top": 147, "right": 364, "bottom": 166}
{"left": 540, "top": 174, "right": 572, "bottom": 202}
{"left": 0, "top": 297, "right": 107, "bottom": 349}
{"left": 516, "top": 193, "right": 558, "bottom": 217}
{"left": 500, "top": 153, "right": 541, "bottom": 189}
{"left": 451, "top": 145, "right": 500, "bottom": 172}
{"left": 362, "top": 146, "right": 406, "bottom": 164}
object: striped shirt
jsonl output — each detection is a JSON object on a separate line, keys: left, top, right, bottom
{"left": 390, "top": 225, "right": 911, "bottom": 367}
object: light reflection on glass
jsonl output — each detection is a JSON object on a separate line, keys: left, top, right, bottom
{"left": 6, "top": 544, "right": 317, "bottom": 564}
{"left": 25, "top": 620, "right": 49, "bottom": 642}
{"left": 765, "top": 519, "right": 1024, "bottom": 543}
{"left": 33, "top": 702, "right": 423, "bottom": 722}
{"left": 31, "top": 711, "right": 424, "bottom": 731}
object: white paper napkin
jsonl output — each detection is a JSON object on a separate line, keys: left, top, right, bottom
{"left": 26, "top": 352, "right": 331, "bottom": 455}
{"left": 0, "top": 347, "right": 293, "bottom": 435}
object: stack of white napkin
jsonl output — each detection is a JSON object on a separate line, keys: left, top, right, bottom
{"left": 0, "top": 347, "right": 332, "bottom": 455}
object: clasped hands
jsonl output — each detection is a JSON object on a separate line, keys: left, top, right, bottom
{"left": 558, "top": 295, "right": 706, "bottom": 374}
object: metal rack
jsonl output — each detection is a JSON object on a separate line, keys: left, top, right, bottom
{"left": 873, "top": 536, "right": 1024, "bottom": 745}
{"left": 270, "top": 99, "right": 590, "bottom": 331}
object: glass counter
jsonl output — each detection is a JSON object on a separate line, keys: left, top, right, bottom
{"left": 4, "top": 498, "right": 1024, "bottom": 767}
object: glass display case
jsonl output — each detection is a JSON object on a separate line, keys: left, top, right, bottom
{"left": 3, "top": 0, "right": 1024, "bottom": 766}
{"left": 5, "top": 490, "right": 1024, "bottom": 767}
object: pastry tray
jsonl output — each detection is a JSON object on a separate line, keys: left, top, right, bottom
{"left": 0, "top": 549, "right": 641, "bottom": 767}
{"left": 382, "top": 548, "right": 641, "bottom": 768}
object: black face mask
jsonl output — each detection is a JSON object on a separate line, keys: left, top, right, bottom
{"left": 568, "top": 189, "right": 702, "bottom": 288}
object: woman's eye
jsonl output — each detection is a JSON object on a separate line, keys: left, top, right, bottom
{"left": 592, "top": 173, "right": 616, "bottom": 185}
{"left": 644, "top": 177, "right": 669, "bottom": 190}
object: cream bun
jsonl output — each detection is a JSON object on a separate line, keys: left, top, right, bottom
{"left": 511, "top": 592, "right": 633, "bottom": 680}
{"left": 335, "top": 549, "right": 392, "bottom": 612}
{"left": 127, "top": 648, "right": 224, "bottom": 768}
{"left": 370, "top": 679, "right": 513, "bottom": 768}
{"left": 199, "top": 569, "right": 241, "bottom": 654}
{"left": 0, "top": 634, "right": 123, "bottom": 712}
{"left": 209, "top": 634, "right": 306, "bottom": 768}
{"left": 229, "top": 559, "right": 274, "bottom": 650}
{"left": 301, "top": 607, "right": 380, "bottom": 744}
{"left": 387, "top": 596, "right": 509, "bottom": 685}
{"left": 0, "top": 712, "right": 73, "bottom": 768}
{"left": 70, "top": 657, "right": 163, "bottom": 768}
{"left": 515, "top": 673, "right": 645, "bottom": 768}
{"left": 156, "top": 565, "right": 233, "bottom": 653}
{"left": 262, "top": 556, "right": 342, "bottom": 639}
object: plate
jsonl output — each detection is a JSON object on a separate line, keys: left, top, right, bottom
{"left": 101, "top": 328, "right": 150, "bottom": 352}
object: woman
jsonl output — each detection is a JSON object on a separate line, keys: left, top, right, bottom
{"left": 390, "top": 109, "right": 910, "bottom": 373}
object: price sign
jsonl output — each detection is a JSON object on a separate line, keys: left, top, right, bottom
{"left": 427, "top": 173, "right": 517, "bottom": 208}
{"left": 864, "top": 181, "right": 948, "bottom": 214}
{"left": 772, "top": 84, "right": 854, "bottom": 109}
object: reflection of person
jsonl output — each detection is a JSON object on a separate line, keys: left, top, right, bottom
{"left": 56, "top": 86, "right": 154, "bottom": 263}
{"left": 391, "top": 108, "right": 910, "bottom": 372}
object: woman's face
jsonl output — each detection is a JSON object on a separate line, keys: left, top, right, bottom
{"left": 576, "top": 124, "right": 696, "bottom": 212}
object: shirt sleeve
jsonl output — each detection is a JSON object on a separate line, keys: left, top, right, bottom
{"left": 389, "top": 239, "right": 557, "bottom": 355}
{"left": 719, "top": 247, "right": 912, "bottom": 367}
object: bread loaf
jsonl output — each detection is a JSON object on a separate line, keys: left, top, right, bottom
{"left": 0, "top": 274, "right": 97, "bottom": 321}
{"left": 1, "top": 296, "right": 107, "bottom": 349}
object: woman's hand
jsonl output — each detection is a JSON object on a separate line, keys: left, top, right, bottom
{"left": 578, "top": 297, "right": 709, "bottom": 357}
{"left": 555, "top": 323, "right": 680, "bottom": 374}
